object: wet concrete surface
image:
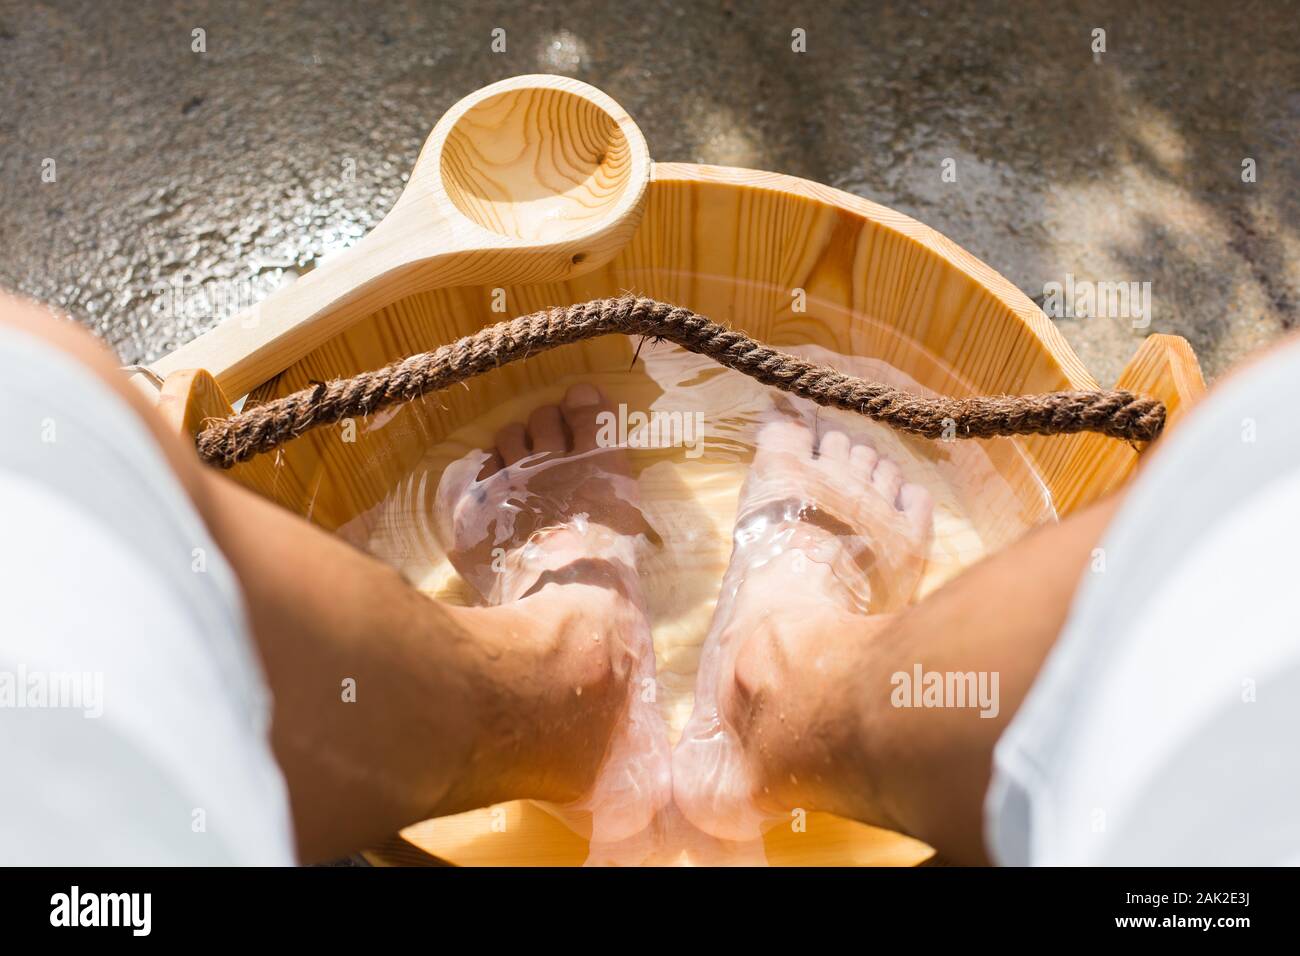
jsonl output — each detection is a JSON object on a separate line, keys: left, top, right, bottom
{"left": 0, "top": 0, "right": 1296, "bottom": 384}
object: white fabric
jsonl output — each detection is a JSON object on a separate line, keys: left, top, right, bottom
{"left": 0, "top": 328, "right": 295, "bottom": 865}
{"left": 986, "top": 337, "right": 1300, "bottom": 865}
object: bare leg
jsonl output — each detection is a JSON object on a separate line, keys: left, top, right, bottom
{"left": 862, "top": 496, "right": 1119, "bottom": 863}
{"left": 673, "top": 415, "right": 933, "bottom": 840}
{"left": 0, "top": 294, "right": 651, "bottom": 862}
{"left": 672, "top": 409, "right": 1119, "bottom": 863}
{"left": 435, "top": 384, "right": 672, "bottom": 849}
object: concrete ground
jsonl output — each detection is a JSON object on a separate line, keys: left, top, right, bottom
{"left": 0, "top": 0, "right": 1296, "bottom": 384}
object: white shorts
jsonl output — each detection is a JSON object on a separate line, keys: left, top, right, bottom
{"left": 986, "top": 337, "right": 1300, "bottom": 865}
{"left": 0, "top": 327, "right": 294, "bottom": 865}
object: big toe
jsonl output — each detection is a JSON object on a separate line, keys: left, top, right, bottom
{"left": 898, "top": 482, "right": 934, "bottom": 539}
{"left": 753, "top": 417, "right": 814, "bottom": 469}
{"left": 871, "top": 457, "right": 903, "bottom": 504}
{"left": 817, "top": 428, "right": 852, "bottom": 464}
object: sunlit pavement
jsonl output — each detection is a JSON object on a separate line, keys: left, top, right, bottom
{"left": 0, "top": 0, "right": 1295, "bottom": 383}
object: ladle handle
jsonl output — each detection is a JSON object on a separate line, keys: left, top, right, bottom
{"left": 146, "top": 217, "right": 604, "bottom": 398}
{"left": 147, "top": 224, "right": 431, "bottom": 397}
{"left": 144, "top": 73, "right": 651, "bottom": 399}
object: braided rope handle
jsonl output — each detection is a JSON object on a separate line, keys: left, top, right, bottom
{"left": 194, "top": 295, "right": 1165, "bottom": 469}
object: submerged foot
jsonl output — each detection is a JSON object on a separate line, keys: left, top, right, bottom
{"left": 438, "top": 383, "right": 653, "bottom": 604}
{"left": 435, "top": 384, "right": 671, "bottom": 848}
{"left": 673, "top": 415, "right": 933, "bottom": 841}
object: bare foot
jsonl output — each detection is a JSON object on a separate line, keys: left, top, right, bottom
{"left": 437, "top": 383, "right": 653, "bottom": 605}
{"left": 672, "top": 416, "right": 933, "bottom": 841}
{"left": 435, "top": 384, "right": 671, "bottom": 847}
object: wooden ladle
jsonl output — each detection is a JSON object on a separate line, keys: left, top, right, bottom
{"left": 147, "top": 74, "right": 652, "bottom": 397}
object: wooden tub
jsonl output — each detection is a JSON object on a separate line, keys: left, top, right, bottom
{"left": 158, "top": 162, "right": 1205, "bottom": 866}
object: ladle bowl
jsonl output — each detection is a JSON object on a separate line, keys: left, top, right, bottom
{"left": 148, "top": 74, "right": 650, "bottom": 398}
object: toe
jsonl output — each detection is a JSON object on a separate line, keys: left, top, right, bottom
{"left": 754, "top": 418, "right": 814, "bottom": 467}
{"left": 899, "top": 482, "right": 934, "bottom": 536}
{"left": 562, "top": 383, "right": 615, "bottom": 452}
{"left": 871, "top": 458, "right": 903, "bottom": 503}
{"left": 817, "top": 429, "right": 851, "bottom": 463}
{"left": 527, "top": 404, "right": 568, "bottom": 454}
{"left": 495, "top": 422, "right": 530, "bottom": 465}
{"left": 849, "top": 442, "right": 879, "bottom": 479}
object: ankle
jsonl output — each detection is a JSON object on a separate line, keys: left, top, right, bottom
{"left": 730, "top": 555, "right": 857, "bottom": 622}
{"left": 441, "top": 582, "right": 644, "bottom": 808}
{"left": 496, "top": 522, "right": 644, "bottom": 604}
{"left": 725, "top": 600, "right": 898, "bottom": 828}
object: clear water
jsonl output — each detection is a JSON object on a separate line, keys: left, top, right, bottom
{"left": 323, "top": 331, "right": 1057, "bottom": 864}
